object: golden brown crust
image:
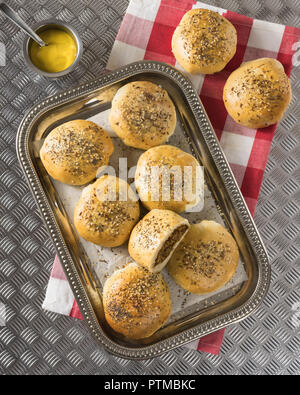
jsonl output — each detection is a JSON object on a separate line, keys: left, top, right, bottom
{"left": 167, "top": 221, "right": 240, "bottom": 294}
{"left": 103, "top": 262, "right": 172, "bottom": 340}
{"left": 223, "top": 58, "right": 292, "bottom": 129}
{"left": 40, "top": 120, "right": 114, "bottom": 185}
{"left": 172, "top": 9, "right": 237, "bottom": 74}
{"left": 109, "top": 81, "right": 177, "bottom": 150}
{"left": 128, "top": 209, "right": 190, "bottom": 273}
{"left": 74, "top": 175, "right": 140, "bottom": 247}
{"left": 135, "top": 145, "right": 203, "bottom": 213}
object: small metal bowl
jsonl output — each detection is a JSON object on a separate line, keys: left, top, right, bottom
{"left": 23, "top": 19, "right": 83, "bottom": 78}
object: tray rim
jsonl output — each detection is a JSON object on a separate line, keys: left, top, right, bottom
{"left": 16, "top": 60, "right": 271, "bottom": 359}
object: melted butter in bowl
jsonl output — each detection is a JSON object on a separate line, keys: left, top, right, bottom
{"left": 29, "top": 29, "right": 77, "bottom": 73}
{"left": 24, "top": 20, "right": 82, "bottom": 78}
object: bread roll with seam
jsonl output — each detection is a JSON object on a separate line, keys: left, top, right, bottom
{"left": 74, "top": 175, "right": 140, "bottom": 248}
{"left": 40, "top": 120, "right": 114, "bottom": 185}
{"left": 109, "top": 81, "right": 177, "bottom": 150}
{"left": 172, "top": 9, "right": 237, "bottom": 74}
{"left": 128, "top": 209, "right": 190, "bottom": 273}
{"left": 167, "top": 221, "right": 240, "bottom": 294}
{"left": 103, "top": 262, "right": 172, "bottom": 340}
{"left": 135, "top": 145, "right": 204, "bottom": 213}
{"left": 223, "top": 58, "right": 292, "bottom": 129}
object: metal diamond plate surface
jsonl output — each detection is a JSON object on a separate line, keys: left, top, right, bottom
{"left": 0, "top": 0, "right": 299, "bottom": 375}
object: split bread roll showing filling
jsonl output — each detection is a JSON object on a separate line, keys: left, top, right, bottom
{"left": 223, "top": 58, "right": 292, "bottom": 129}
{"left": 135, "top": 145, "right": 204, "bottom": 213}
{"left": 109, "top": 81, "right": 177, "bottom": 150}
{"left": 40, "top": 120, "right": 114, "bottom": 185}
{"left": 172, "top": 9, "right": 237, "bottom": 74}
{"left": 128, "top": 209, "right": 190, "bottom": 273}
{"left": 103, "top": 262, "right": 172, "bottom": 340}
{"left": 74, "top": 175, "right": 140, "bottom": 247}
{"left": 167, "top": 221, "right": 240, "bottom": 294}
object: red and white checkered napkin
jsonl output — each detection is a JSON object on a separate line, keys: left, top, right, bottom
{"left": 43, "top": 0, "right": 300, "bottom": 355}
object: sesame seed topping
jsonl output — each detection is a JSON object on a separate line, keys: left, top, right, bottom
{"left": 179, "top": 10, "right": 236, "bottom": 69}
{"left": 115, "top": 82, "right": 175, "bottom": 144}
{"left": 178, "top": 239, "right": 232, "bottom": 279}
{"left": 43, "top": 122, "right": 111, "bottom": 178}
{"left": 106, "top": 265, "right": 166, "bottom": 324}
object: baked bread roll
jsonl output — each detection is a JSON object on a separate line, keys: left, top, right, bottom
{"left": 168, "top": 221, "right": 239, "bottom": 294}
{"left": 103, "top": 262, "right": 172, "bottom": 340}
{"left": 128, "top": 209, "right": 190, "bottom": 273}
{"left": 40, "top": 120, "right": 114, "bottom": 185}
{"left": 109, "top": 81, "right": 177, "bottom": 150}
{"left": 74, "top": 175, "right": 140, "bottom": 247}
{"left": 172, "top": 9, "right": 237, "bottom": 74}
{"left": 223, "top": 58, "right": 292, "bottom": 129}
{"left": 135, "top": 145, "right": 204, "bottom": 213}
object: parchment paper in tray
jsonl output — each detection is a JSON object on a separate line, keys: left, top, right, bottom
{"left": 52, "top": 109, "right": 248, "bottom": 323}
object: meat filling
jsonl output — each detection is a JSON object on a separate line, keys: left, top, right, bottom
{"left": 155, "top": 225, "right": 188, "bottom": 267}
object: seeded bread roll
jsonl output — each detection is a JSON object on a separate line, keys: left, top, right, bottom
{"left": 223, "top": 58, "right": 292, "bottom": 129}
{"left": 74, "top": 175, "right": 140, "bottom": 247}
{"left": 109, "top": 81, "right": 177, "bottom": 150}
{"left": 103, "top": 262, "right": 172, "bottom": 340}
{"left": 172, "top": 9, "right": 237, "bottom": 74}
{"left": 135, "top": 145, "right": 204, "bottom": 213}
{"left": 167, "top": 221, "right": 239, "bottom": 294}
{"left": 40, "top": 120, "right": 114, "bottom": 185}
{"left": 128, "top": 209, "right": 190, "bottom": 273}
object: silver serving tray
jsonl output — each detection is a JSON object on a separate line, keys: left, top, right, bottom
{"left": 17, "top": 61, "right": 270, "bottom": 359}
